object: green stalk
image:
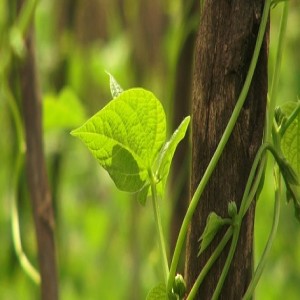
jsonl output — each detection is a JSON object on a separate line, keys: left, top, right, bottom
{"left": 242, "top": 154, "right": 267, "bottom": 217}
{"left": 17, "top": 0, "right": 40, "bottom": 35}
{"left": 211, "top": 143, "right": 280, "bottom": 297}
{"left": 239, "top": 143, "right": 270, "bottom": 217}
{"left": 211, "top": 227, "right": 240, "bottom": 300}
{"left": 1, "top": 0, "right": 42, "bottom": 285}
{"left": 186, "top": 228, "right": 233, "bottom": 300}
{"left": 266, "top": 1, "right": 289, "bottom": 142}
{"left": 187, "top": 143, "right": 269, "bottom": 299}
{"left": 166, "top": 0, "right": 271, "bottom": 293}
{"left": 3, "top": 81, "right": 25, "bottom": 152}
{"left": 187, "top": 141, "right": 277, "bottom": 299}
{"left": 3, "top": 80, "right": 40, "bottom": 284}
{"left": 242, "top": 186, "right": 281, "bottom": 300}
{"left": 244, "top": 1, "right": 289, "bottom": 283}
{"left": 149, "top": 169, "right": 169, "bottom": 284}
{"left": 11, "top": 153, "right": 41, "bottom": 285}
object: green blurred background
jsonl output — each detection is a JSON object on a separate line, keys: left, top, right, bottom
{"left": 0, "top": 1, "right": 299, "bottom": 299}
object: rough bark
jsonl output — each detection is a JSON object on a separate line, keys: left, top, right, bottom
{"left": 19, "top": 26, "right": 59, "bottom": 300}
{"left": 185, "top": 1, "right": 268, "bottom": 299}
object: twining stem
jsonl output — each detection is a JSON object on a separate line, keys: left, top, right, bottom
{"left": 242, "top": 154, "right": 267, "bottom": 217}
{"left": 17, "top": 0, "right": 40, "bottom": 35}
{"left": 242, "top": 5, "right": 289, "bottom": 293}
{"left": 149, "top": 169, "right": 169, "bottom": 284}
{"left": 208, "top": 140, "right": 285, "bottom": 297}
{"left": 2, "top": 80, "right": 40, "bottom": 284}
{"left": 266, "top": 0, "right": 289, "bottom": 143}
{"left": 11, "top": 153, "right": 41, "bottom": 285}
{"left": 210, "top": 144, "right": 267, "bottom": 299}
{"left": 211, "top": 226, "right": 240, "bottom": 300}
{"left": 187, "top": 142, "right": 269, "bottom": 299}
{"left": 167, "top": 0, "right": 271, "bottom": 293}
{"left": 242, "top": 185, "right": 281, "bottom": 300}
{"left": 2, "top": 81, "right": 25, "bottom": 151}
{"left": 187, "top": 141, "right": 277, "bottom": 299}
{"left": 210, "top": 142, "right": 279, "bottom": 297}
{"left": 239, "top": 143, "right": 271, "bottom": 217}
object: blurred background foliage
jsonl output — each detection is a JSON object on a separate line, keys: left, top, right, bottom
{"left": 0, "top": 0, "right": 299, "bottom": 299}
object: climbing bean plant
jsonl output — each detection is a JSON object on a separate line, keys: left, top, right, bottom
{"left": 2, "top": 0, "right": 298, "bottom": 299}
{"left": 70, "top": 1, "right": 298, "bottom": 299}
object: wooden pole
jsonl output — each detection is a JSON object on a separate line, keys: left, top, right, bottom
{"left": 185, "top": 1, "right": 268, "bottom": 298}
{"left": 19, "top": 25, "right": 59, "bottom": 300}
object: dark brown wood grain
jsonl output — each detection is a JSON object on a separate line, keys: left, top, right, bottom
{"left": 19, "top": 26, "right": 59, "bottom": 300}
{"left": 185, "top": 0, "right": 268, "bottom": 299}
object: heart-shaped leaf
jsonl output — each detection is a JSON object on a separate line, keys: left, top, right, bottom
{"left": 71, "top": 88, "right": 166, "bottom": 193}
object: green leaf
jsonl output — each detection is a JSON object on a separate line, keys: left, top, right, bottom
{"left": 106, "top": 71, "right": 124, "bottom": 98}
{"left": 136, "top": 184, "right": 150, "bottom": 206}
{"left": 280, "top": 101, "right": 300, "bottom": 176}
{"left": 278, "top": 158, "right": 299, "bottom": 186}
{"left": 285, "top": 183, "right": 300, "bottom": 220}
{"left": 198, "top": 212, "right": 227, "bottom": 256}
{"left": 279, "top": 101, "right": 300, "bottom": 221}
{"left": 71, "top": 88, "right": 166, "bottom": 193}
{"left": 146, "top": 283, "right": 168, "bottom": 300}
{"left": 43, "top": 87, "right": 86, "bottom": 132}
{"left": 155, "top": 116, "right": 190, "bottom": 185}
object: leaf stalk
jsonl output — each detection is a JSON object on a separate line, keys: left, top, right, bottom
{"left": 149, "top": 169, "right": 169, "bottom": 284}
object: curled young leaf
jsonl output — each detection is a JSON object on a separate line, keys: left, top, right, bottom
{"left": 198, "top": 212, "right": 228, "bottom": 256}
{"left": 155, "top": 116, "right": 190, "bottom": 190}
{"left": 227, "top": 201, "right": 237, "bottom": 218}
{"left": 106, "top": 71, "right": 124, "bottom": 98}
{"left": 173, "top": 274, "right": 186, "bottom": 299}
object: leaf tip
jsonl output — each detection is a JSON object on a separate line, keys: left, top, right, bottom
{"left": 70, "top": 127, "right": 80, "bottom": 137}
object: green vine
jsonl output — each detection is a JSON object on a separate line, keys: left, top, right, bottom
{"left": 1, "top": 0, "right": 41, "bottom": 285}
{"left": 242, "top": 186, "right": 281, "bottom": 300}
